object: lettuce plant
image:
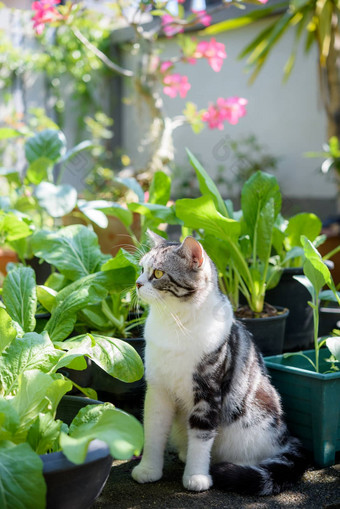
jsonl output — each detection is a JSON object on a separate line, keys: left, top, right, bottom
{"left": 274, "top": 212, "right": 324, "bottom": 268}
{"left": 28, "top": 224, "right": 145, "bottom": 341}
{"left": 293, "top": 237, "right": 340, "bottom": 372}
{"left": 175, "top": 150, "right": 283, "bottom": 314}
{"left": 0, "top": 267, "right": 144, "bottom": 509}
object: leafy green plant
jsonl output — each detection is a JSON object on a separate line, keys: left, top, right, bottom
{"left": 28, "top": 224, "right": 145, "bottom": 342}
{"left": 293, "top": 236, "right": 340, "bottom": 373}
{"left": 175, "top": 150, "right": 283, "bottom": 314}
{"left": 0, "top": 266, "right": 143, "bottom": 508}
{"left": 275, "top": 212, "right": 323, "bottom": 268}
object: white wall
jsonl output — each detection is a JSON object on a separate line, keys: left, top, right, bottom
{"left": 122, "top": 16, "right": 334, "bottom": 202}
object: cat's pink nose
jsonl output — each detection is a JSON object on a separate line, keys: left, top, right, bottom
{"left": 136, "top": 282, "right": 143, "bottom": 289}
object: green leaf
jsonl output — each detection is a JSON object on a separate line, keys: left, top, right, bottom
{"left": 36, "top": 285, "right": 57, "bottom": 313}
{"left": 0, "top": 127, "right": 23, "bottom": 139}
{"left": 186, "top": 149, "right": 229, "bottom": 217}
{"left": 26, "top": 157, "right": 53, "bottom": 185}
{"left": 0, "top": 399, "right": 20, "bottom": 441}
{"left": 0, "top": 441, "right": 46, "bottom": 509}
{"left": 35, "top": 182, "right": 77, "bottom": 218}
{"left": 0, "top": 213, "right": 33, "bottom": 242}
{"left": 44, "top": 272, "right": 69, "bottom": 292}
{"left": 175, "top": 196, "right": 240, "bottom": 242}
{"left": 79, "top": 305, "right": 109, "bottom": 330}
{"left": 2, "top": 266, "right": 37, "bottom": 333}
{"left": 128, "top": 202, "right": 179, "bottom": 225}
{"left": 86, "top": 200, "right": 133, "bottom": 228}
{"left": 114, "top": 177, "right": 145, "bottom": 203}
{"left": 0, "top": 332, "right": 62, "bottom": 395}
{"left": 60, "top": 140, "right": 94, "bottom": 165}
{"left": 63, "top": 334, "right": 144, "bottom": 383}
{"left": 284, "top": 213, "right": 322, "bottom": 250}
{"left": 60, "top": 404, "right": 143, "bottom": 463}
{"left": 0, "top": 308, "right": 17, "bottom": 354}
{"left": 200, "top": 3, "right": 287, "bottom": 34}
{"left": 319, "top": 289, "right": 340, "bottom": 303}
{"left": 101, "top": 248, "right": 139, "bottom": 273}
{"left": 45, "top": 273, "right": 109, "bottom": 342}
{"left": 199, "top": 235, "right": 231, "bottom": 274}
{"left": 0, "top": 167, "right": 21, "bottom": 186}
{"left": 27, "top": 413, "right": 62, "bottom": 455}
{"left": 11, "top": 371, "right": 71, "bottom": 439}
{"left": 293, "top": 274, "right": 316, "bottom": 300}
{"left": 25, "top": 129, "right": 66, "bottom": 164}
{"left": 256, "top": 197, "right": 276, "bottom": 263}
{"left": 326, "top": 336, "right": 340, "bottom": 362}
{"left": 77, "top": 202, "right": 108, "bottom": 228}
{"left": 149, "top": 172, "right": 171, "bottom": 205}
{"left": 31, "top": 225, "right": 104, "bottom": 281}
{"left": 241, "top": 171, "right": 281, "bottom": 245}
{"left": 301, "top": 236, "right": 331, "bottom": 295}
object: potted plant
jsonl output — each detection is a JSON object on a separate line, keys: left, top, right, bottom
{"left": 264, "top": 236, "right": 340, "bottom": 467}
{"left": 266, "top": 211, "right": 323, "bottom": 352}
{"left": 27, "top": 224, "right": 147, "bottom": 415}
{"left": 175, "top": 150, "right": 287, "bottom": 355}
{"left": 0, "top": 276, "right": 144, "bottom": 508}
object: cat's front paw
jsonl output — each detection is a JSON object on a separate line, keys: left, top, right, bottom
{"left": 131, "top": 462, "right": 163, "bottom": 484}
{"left": 182, "top": 474, "right": 212, "bottom": 492}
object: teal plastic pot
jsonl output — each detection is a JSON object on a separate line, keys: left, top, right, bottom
{"left": 264, "top": 349, "right": 340, "bottom": 467}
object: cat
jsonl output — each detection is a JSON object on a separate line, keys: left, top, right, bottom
{"left": 131, "top": 231, "right": 306, "bottom": 495}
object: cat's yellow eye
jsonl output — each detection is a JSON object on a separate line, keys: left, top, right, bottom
{"left": 154, "top": 269, "right": 164, "bottom": 279}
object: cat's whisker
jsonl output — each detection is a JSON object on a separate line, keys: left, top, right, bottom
{"left": 169, "top": 311, "right": 190, "bottom": 337}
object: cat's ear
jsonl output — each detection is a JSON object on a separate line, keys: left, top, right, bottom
{"left": 177, "top": 237, "right": 204, "bottom": 269}
{"left": 146, "top": 229, "right": 166, "bottom": 247}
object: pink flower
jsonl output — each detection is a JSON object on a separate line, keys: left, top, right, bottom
{"left": 160, "top": 60, "right": 173, "bottom": 73}
{"left": 161, "top": 14, "right": 184, "bottom": 38}
{"left": 32, "top": 0, "right": 61, "bottom": 34}
{"left": 201, "top": 104, "right": 225, "bottom": 130}
{"left": 192, "top": 10, "right": 212, "bottom": 27}
{"left": 183, "top": 57, "right": 197, "bottom": 65}
{"left": 194, "top": 38, "right": 227, "bottom": 72}
{"left": 202, "top": 97, "right": 248, "bottom": 129}
{"left": 163, "top": 74, "right": 191, "bottom": 99}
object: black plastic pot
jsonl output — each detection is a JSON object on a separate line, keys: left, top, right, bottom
{"left": 26, "top": 256, "right": 51, "bottom": 285}
{"left": 91, "top": 338, "right": 145, "bottom": 420}
{"left": 319, "top": 304, "right": 340, "bottom": 336}
{"left": 41, "top": 396, "right": 112, "bottom": 509}
{"left": 266, "top": 267, "right": 314, "bottom": 352}
{"left": 238, "top": 307, "right": 289, "bottom": 356}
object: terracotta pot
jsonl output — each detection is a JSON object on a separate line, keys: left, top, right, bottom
{"left": 0, "top": 248, "right": 18, "bottom": 276}
{"left": 63, "top": 212, "right": 141, "bottom": 256}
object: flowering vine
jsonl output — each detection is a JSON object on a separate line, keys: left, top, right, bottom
{"left": 29, "top": 0, "right": 257, "bottom": 178}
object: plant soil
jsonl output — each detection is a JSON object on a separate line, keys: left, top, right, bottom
{"left": 235, "top": 302, "right": 282, "bottom": 319}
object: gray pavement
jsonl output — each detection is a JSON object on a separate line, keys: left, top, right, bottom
{"left": 93, "top": 450, "right": 340, "bottom": 509}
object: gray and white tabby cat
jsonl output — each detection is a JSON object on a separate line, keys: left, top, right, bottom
{"left": 132, "top": 232, "right": 306, "bottom": 494}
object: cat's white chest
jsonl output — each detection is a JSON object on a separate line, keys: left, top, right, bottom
{"left": 143, "top": 307, "right": 227, "bottom": 409}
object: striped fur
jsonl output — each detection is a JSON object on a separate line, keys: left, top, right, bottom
{"left": 132, "top": 235, "right": 306, "bottom": 494}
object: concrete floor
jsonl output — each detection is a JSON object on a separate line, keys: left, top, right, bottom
{"left": 93, "top": 450, "right": 340, "bottom": 509}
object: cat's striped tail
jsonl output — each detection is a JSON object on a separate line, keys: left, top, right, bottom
{"left": 210, "top": 438, "right": 307, "bottom": 496}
